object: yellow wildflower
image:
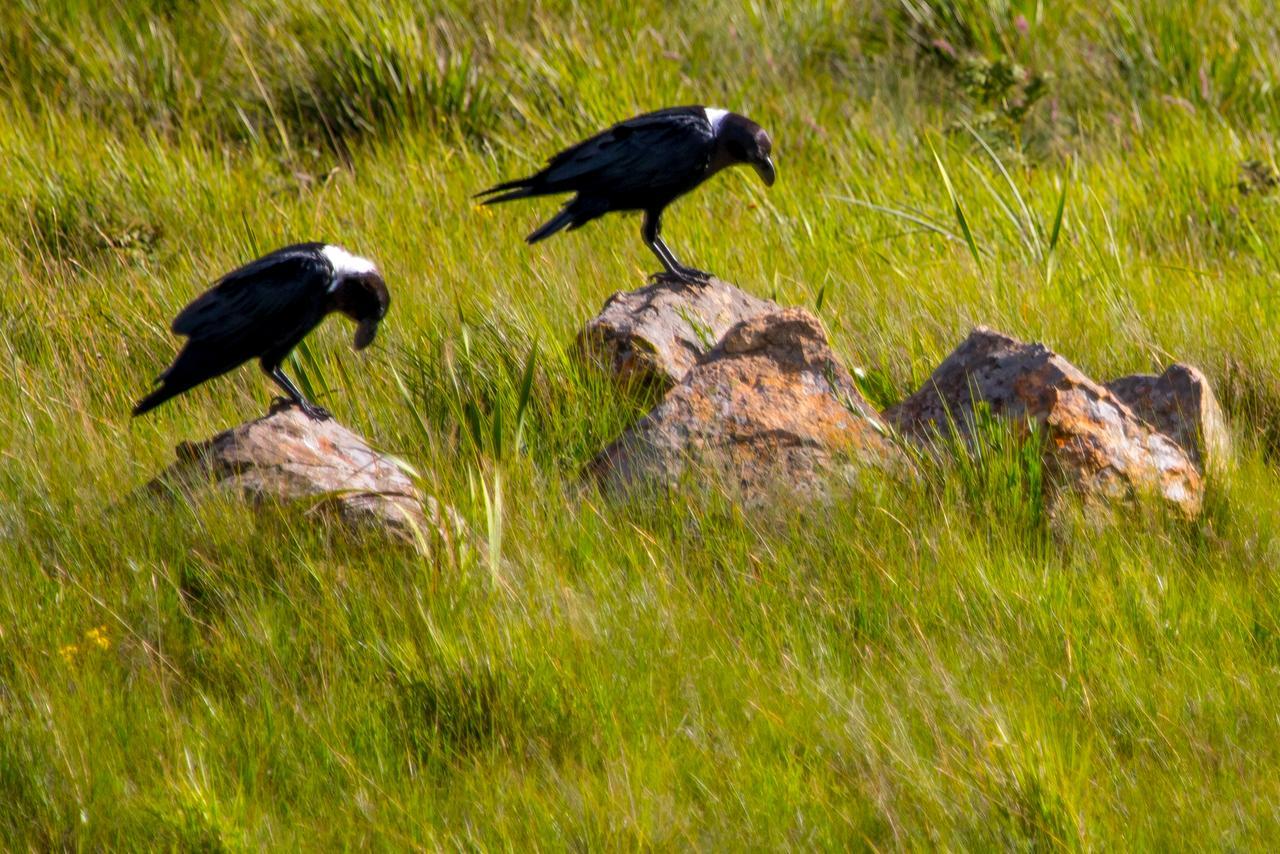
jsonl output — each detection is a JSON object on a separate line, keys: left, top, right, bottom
{"left": 85, "top": 625, "right": 110, "bottom": 650}
{"left": 59, "top": 625, "right": 110, "bottom": 663}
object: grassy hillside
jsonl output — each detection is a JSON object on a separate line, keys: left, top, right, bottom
{"left": 4, "top": 0, "right": 1280, "bottom": 847}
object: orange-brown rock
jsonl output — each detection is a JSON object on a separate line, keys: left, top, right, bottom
{"left": 150, "top": 401, "right": 465, "bottom": 551}
{"left": 1107, "top": 363, "right": 1230, "bottom": 477}
{"left": 577, "top": 276, "right": 778, "bottom": 391}
{"left": 590, "top": 308, "right": 899, "bottom": 501}
{"left": 883, "top": 328, "right": 1204, "bottom": 517}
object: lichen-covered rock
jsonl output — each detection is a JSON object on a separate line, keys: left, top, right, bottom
{"left": 577, "top": 276, "right": 778, "bottom": 391}
{"left": 1107, "top": 363, "right": 1230, "bottom": 477}
{"left": 590, "top": 308, "right": 900, "bottom": 501}
{"left": 150, "top": 401, "right": 465, "bottom": 551}
{"left": 883, "top": 327, "right": 1204, "bottom": 517}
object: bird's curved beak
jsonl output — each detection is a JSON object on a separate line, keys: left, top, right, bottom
{"left": 354, "top": 319, "right": 379, "bottom": 350}
{"left": 753, "top": 156, "right": 776, "bottom": 187}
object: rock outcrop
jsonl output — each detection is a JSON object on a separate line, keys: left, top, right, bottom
{"left": 1106, "top": 363, "right": 1230, "bottom": 477}
{"left": 577, "top": 276, "right": 778, "bottom": 390}
{"left": 149, "top": 401, "right": 465, "bottom": 551}
{"left": 590, "top": 308, "right": 900, "bottom": 501}
{"left": 883, "top": 328, "right": 1204, "bottom": 517}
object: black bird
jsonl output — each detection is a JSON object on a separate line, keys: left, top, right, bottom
{"left": 477, "top": 106, "right": 775, "bottom": 283}
{"left": 133, "top": 243, "right": 390, "bottom": 420}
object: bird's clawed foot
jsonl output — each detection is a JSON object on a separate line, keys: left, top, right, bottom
{"left": 270, "top": 395, "right": 332, "bottom": 421}
{"left": 648, "top": 266, "right": 713, "bottom": 286}
{"left": 298, "top": 401, "right": 333, "bottom": 421}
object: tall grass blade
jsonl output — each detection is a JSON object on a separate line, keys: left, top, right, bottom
{"left": 964, "top": 157, "right": 1036, "bottom": 258}
{"left": 1046, "top": 176, "right": 1069, "bottom": 283}
{"left": 513, "top": 343, "right": 537, "bottom": 452}
{"left": 481, "top": 467, "right": 503, "bottom": 589}
{"left": 931, "top": 145, "right": 984, "bottom": 271}
{"left": 1048, "top": 177, "right": 1068, "bottom": 255}
{"left": 962, "top": 121, "right": 1041, "bottom": 248}
{"left": 836, "top": 197, "right": 969, "bottom": 247}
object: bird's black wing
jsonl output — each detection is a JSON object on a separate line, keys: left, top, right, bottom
{"left": 171, "top": 245, "right": 331, "bottom": 342}
{"left": 533, "top": 107, "right": 715, "bottom": 195}
{"left": 133, "top": 246, "right": 336, "bottom": 416}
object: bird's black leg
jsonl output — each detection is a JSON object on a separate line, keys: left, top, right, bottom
{"left": 649, "top": 237, "right": 688, "bottom": 279}
{"left": 642, "top": 211, "right": 711, "bottom": 284}
{"left": 654, "top": 235, "right": 711, "bottom": 283}
{"left": 267, "top": 365, "right": 331, "bottom": 421}
{"left": 642, "top": 210, "right": 680, "bottom": 279}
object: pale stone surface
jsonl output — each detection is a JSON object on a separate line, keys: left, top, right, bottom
{"left": 151, "top": 401, "right": 465, "bottom": 551}
{"left": 577, "top": 276, "right": 778, "bottom": 390}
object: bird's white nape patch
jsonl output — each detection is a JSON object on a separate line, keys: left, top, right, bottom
{"left": 321, "top": 245, "right": 378, "bottom": 290}
{"left": 704, "top": 107, "right": 730, "bottom": 132}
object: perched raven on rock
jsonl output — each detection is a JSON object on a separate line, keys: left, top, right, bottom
{"left": 478, "top": 106, "right": 775, "bottom": 283}
{"left": 133, "top": 243, "right": 389, "bottom": 420}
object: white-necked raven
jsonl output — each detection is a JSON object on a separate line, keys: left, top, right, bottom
{"left": 478, "top": 106, "right": 775, "bottom": 283}
{"left": 133, "top": 243, "right": 390, "bottom": 420}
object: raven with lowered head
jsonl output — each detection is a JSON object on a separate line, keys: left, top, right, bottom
{"left": 133, "top": 243, "right": 389, "bottom": 421}
{"left": 478, "top": 106, "right": 775, "bottom": 283}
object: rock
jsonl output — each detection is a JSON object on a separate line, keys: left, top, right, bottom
{"left": 1106, "top": 363, "right": 1230, "bottom": 477}
{"left": 883, "top": 328, "right": 1203, "bottom": 517}
{"left": 589, "top": 308, "right": 900, "bottom": 501}
{"left": 150, "top": 401, "right": 465, "bottom": 552}
{"left": 577, "top": 276, "right": 778, "bottom": 391}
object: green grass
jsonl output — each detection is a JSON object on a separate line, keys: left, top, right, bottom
{"left": 4, "top": 0, "right": 1280, "bottom": 847}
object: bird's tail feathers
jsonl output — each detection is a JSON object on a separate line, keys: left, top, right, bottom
{"left": 132, "top": 381, "right": 185, "bottom": 417}
{"left": 480, "top": 187, "right": 536, "bottom": 206}
{"left": 526, "top": 206, "right": 577, "bottom": 244}
{"left": 132, "top": 358, "right": 202, "bottom": 416}
{"left": 475, "top": 177, "right": 535, "bottom": 204}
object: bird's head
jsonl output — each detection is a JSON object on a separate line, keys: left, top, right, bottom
{"left": 711, "top": 111, "right": 775, "bottom": 187}
{"left": 346, "top": 272, "right": 390, "bottom": 350}
{"left": 323, "top": 245, "right": 391, "bottom": 350}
